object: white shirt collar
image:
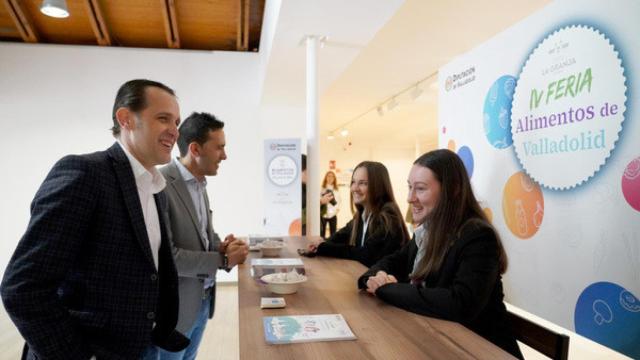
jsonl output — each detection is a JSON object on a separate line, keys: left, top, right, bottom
{"left": 361, "top": 210, "right": 371, "bottom": 223}
{"left": 174, "top": 158, "right": 207, "bottom": 186}
{"left": 117, "top": 141, "right": 166, "bottom": 194}
{"left": 360, "top": 210, "right": 372, "bottom": 247}
{"left": 414, "top": 223, "right": 428, "bottom": 249}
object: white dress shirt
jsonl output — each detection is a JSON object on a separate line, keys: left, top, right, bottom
{"left": 117, "top": 142, "right": 166, "bottom": 270}
{"left": 411, "top": 223, "right": 428, "bottom": 275}
{"left": 360, "top": 211, "right": 371, "bottom": 247}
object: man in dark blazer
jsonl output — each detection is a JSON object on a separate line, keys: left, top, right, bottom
{"left": 144, "top": 112, "right": 248, "bottom": 360}
{"left": 1, "top": 79, "right": 189, "bottom": 359}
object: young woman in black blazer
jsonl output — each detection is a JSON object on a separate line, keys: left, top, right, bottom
{"left": 358, "top": 149, "right": 523, "bottom": 359}
{"left": 307, "top": 161, "right": 409, "bottom": 267}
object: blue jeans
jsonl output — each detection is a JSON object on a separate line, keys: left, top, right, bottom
{"left": 141, "top": 296, "right": 211, "bottom": 360}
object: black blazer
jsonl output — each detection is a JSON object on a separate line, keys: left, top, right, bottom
{"left": 316, "top": 203, "right": 406, "bottom": 267}
{"left": 1, "top": 143, "right": 188, "bottom": 360}
{"left": 358, "top": 222, "right": 523, "bottom": 359}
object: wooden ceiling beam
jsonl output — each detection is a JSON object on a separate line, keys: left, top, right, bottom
{"left": 236, "top": 0, "right": 245, "bottom": 51}
{"left": 2, "top": 0, "right": 38, "bottom": 43}
{"left": 160, "top": 0, "right": 180, "bottom": 49}
{"left": 84, "top": 0, "right": 111, "bottom": 46}
{"left": 243, "top": 0, "right": 250, "bottom": 50}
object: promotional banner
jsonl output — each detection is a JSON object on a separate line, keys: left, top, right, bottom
{"left": 439, "top": 0, "right": 639, "bottom": 357}
{"left": 263, "top": 139, "right": 302, "bottom": 236}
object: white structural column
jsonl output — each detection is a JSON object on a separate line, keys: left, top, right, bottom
{"left": 305, "top": 35, "right": 320, "bottom": 236}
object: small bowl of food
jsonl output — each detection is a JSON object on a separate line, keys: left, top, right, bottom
{"left": 259, "top": 239, "right": 284, "bottom": 257}
{"left": 261, "top": 271, "right": 307, "bottom": 295}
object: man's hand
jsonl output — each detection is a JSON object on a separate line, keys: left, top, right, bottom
{"left": 224, "top": 235, "right": 249, "bottom": 268}
{"left": 219, "top": 234, "right": 237, "bottom": 253}
{"left": 365, "top": 271, "right": 397, "bottom": 295}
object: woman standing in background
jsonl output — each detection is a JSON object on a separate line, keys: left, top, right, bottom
{"left": 320, "top": 171, "right": 341, "bottom": 238}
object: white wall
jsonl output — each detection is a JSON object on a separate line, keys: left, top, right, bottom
{"left": 0, "top": 42, "right": 264, "bottom": 277}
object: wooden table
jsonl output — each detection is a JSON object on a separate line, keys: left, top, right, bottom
{"left": 238, "top": 236, "right": 514, "bottom": 359}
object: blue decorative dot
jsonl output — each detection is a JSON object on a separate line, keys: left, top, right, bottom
{"left": 457, "top": 146, "right": 474, "bottom": 178}
{"left": 483, "top": 75, "right": 516, "bottom": 149}
{"left": 575, "top": 282, "right": 640, "bottom": 359}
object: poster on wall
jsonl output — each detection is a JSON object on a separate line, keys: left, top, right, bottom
{"left": 438, "top": 0, "right": 639, "bottom": 357}
{"left": 263, "top": 139, "right": 302, "bottom": 236}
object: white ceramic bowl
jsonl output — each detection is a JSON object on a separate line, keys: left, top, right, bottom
{"left": 259, "top": 242, "right": 284, "bottom": 257}
{"left": 261, "top": 273, "right": 307, "bottom": 295}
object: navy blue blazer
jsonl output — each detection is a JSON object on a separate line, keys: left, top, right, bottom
{"left": 1, "top": 143, "right": 188, "bottom": 359}
{"left": 358, "top": 221, "right": 523, "bottom": 359}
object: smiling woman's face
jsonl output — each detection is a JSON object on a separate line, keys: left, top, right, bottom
{"left": 326, "top": 172, "right": 336, "bottom": 185}
{"left": 407, "top": 164, "right": 441, "bottom": 225}
{"left": 350, "top": 167, "right": 368, "bottom": 207}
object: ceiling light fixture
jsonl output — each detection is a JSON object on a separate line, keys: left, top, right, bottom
{"left": 327, "top": 70, "right": 438, "bottom": 144}
{"left": 410, "top": 84, "right": 424, "bottom": 101}
{"left": 40, "top": 0, "right": 69, "bottom": 18}
{"left": 327, "top": 134, "right": 335, "bottom": 140}
{"left": 387, "top": 97, "right": 398, "bottom": 112}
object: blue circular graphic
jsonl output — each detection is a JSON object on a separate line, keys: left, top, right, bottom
{"left": 575, "top": 282, "right": 640, "bottom": 358}
{"left": 457, "top": 146, "right": 474, "bottom": 178}
{"left": 483, "top": 75, "right": 516, "bottom": 149}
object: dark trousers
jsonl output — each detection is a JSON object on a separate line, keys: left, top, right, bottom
{"left": 321, "top": 217, "right": 337, "bottom": 238}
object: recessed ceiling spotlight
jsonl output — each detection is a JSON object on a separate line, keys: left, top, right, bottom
{"left": 410, "top": 85, "right": 424, "bottom": 101}
{"left": 40, "top": 0, "right": 69, "bottom": 18}
{"left": 340, "top": 129, "right": 349, "bottom": 137}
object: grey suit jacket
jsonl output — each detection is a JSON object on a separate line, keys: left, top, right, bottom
{"left": 160, "top": 161, "right": 224, "bottom": 333}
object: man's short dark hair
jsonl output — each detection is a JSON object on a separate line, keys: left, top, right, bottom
{"left": 111, "top": 79, "right": 176, "bottom": 137}
{"left": 177, "top": 112, "right": 225, "bottom": 157}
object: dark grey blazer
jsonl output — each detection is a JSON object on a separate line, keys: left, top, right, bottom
{"left": 0, "top": 143, "right": 187, "bottom": 360}
{"left": 316, "top": 203, "right": 406, "bottom": 267}
{"left": 160, "top": 161, "right": 223, "bottom": 333}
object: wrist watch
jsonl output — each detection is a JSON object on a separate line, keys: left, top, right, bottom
{"left": 221, "top": 253, "right": 229, "bottom": 270}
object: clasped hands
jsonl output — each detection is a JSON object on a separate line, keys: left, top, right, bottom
{"left": 219, "top": 234, "right": 249, "bottom": 268}
{"left": 365, "top": 271, "right": 397, "bottom": 294}
{"left": 306, "top": 237, "right": 325, "bottom": 253}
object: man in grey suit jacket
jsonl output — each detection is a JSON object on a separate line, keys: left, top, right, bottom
{"left": 143, "top": 112, "right": 249, "bottom": 360}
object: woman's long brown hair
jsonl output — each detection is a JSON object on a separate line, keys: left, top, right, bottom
{"left": 410, "top": 149, "right": 508, "bottom": 281}
{"left": 321, "top": 171, "right": 338, "bottom": 190}
{"left": 348, "top": 161, "right": 409, "bottom": 247}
